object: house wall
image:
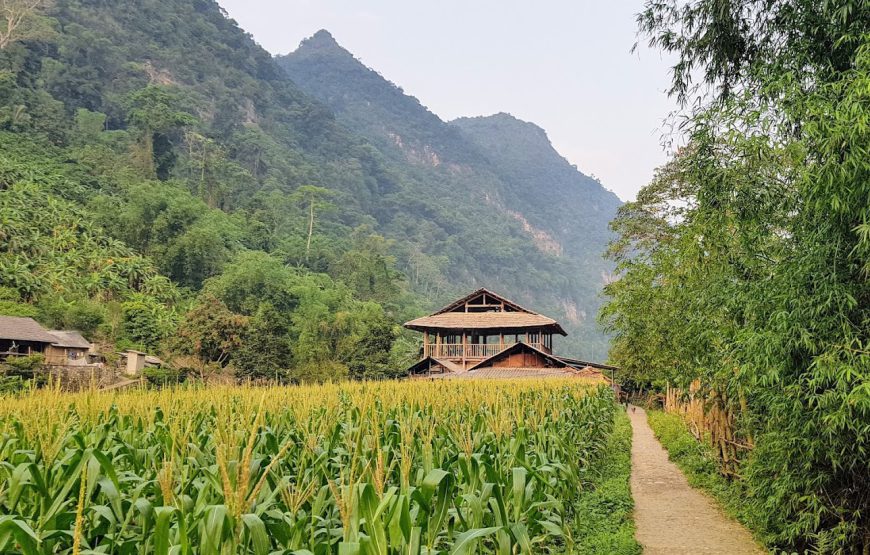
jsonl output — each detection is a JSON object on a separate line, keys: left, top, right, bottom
{"left": 125, "top": 352, "right": 146, "bottom": 376}
{"left": 44, "top": 346, "right": 90, "bottom": 366}
{"left": 490, "top": 350, "right": 550, "bottom": 368}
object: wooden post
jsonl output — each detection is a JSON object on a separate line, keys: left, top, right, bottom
{"left": 462, "top": 332, "right": 468, "bottom": 370}
{"left": 423, "top": 331, "right": 429, "bottom": 357}
{"left": 499, "top": 332, "right": 504, "bottom": 351}
{"left": 435, "top": 332, "right": 441, "bottom": 358}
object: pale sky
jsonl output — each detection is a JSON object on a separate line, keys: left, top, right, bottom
{"left": 218, "top": 0, "right": 679, "bottom": 201}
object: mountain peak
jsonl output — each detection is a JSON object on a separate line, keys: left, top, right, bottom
{"left": 453, "top": 113, "right": 550, "bottom": 145}
{"left": 293, "top": 29, "right": 350, "bottom": 57}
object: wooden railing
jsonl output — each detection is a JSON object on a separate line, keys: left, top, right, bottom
{"left": 428, "top": 342, "right": 549, "bottom": 359}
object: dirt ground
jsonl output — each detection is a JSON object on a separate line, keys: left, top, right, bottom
{"left": 628, "top": 406, "right": 764, "bottom": 555}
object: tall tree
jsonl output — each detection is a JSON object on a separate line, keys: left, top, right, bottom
{"left": 290, "top": 185, "right": 335, "bottom": 264}
{"left": 0, "top": 0, "right": 53, "bottom": 50}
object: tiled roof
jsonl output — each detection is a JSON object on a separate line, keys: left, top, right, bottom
{"left": 443, "top": 367, "right": 600, "bottom": 379}
{"left": 404, "top": 312, "right": 566, "bottom": 334}
{"left": 47, "top": 330, "right": 91, "bottom": 349}
{"left": 0, "top": 316, "right": 59, "bottom": 344}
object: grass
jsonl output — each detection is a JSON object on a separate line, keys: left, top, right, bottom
{"left": 566, "top": 409, "right": 641, "bottom": 554}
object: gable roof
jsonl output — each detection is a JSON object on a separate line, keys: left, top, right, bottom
{"left": 0, "top": 316, "right": 59, "bottom": 344}
{"left": 47, "top": 330, "right": 92, "bottom": 349}
{"left": 468, "top": 341, "right": 570, "bottom": 371}
{"left": 432, "top": 288, "right": 535, "bottom": 315}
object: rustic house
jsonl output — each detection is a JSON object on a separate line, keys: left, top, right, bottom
{"left": 0, "top": 316, "right": 100, "bottom": 368}
{"left": 404, "top": 288, "right": 616, "bottom": 379}
{"left": 0, "top": 316, "right": 60, "bottom": 359}
{"left": 45, "top": 330, "right": 93, "bottom": 366}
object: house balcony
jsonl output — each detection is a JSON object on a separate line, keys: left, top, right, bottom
{"left": 427, "top": 342, "right": 551, "bottom": 360}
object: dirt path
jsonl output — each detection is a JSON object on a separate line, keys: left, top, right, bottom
{"left": 628, "top": 406, "right": 764, "bottom": 554}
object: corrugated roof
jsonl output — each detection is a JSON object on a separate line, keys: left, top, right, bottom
{"left": 47, "top": 330, "right": 91, "bottom": 349}
{"left": 0, "top": 316, "right": 59, "bottom": 344}
{"left": 557, "top": 356, "right": 619, "bottom": 371}
{"left": 404, "top": 312, "right": 566, "bottom": 334}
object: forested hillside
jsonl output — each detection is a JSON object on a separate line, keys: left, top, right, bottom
{"left": 0, "top": 0, "right": 423, "bottom": 382}
{"left": 278, "top": 31, "right": 621, "bottom": 357}
{"left": 452, "top": 113, "right": 621, "bottom": 272}
{"left": 0, "top": 0, "right": 619, "bottom": 381}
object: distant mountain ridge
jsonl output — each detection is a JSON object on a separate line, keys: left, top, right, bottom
{"left": 278, "top": 30, "right": 621, "bottom": 356}
{"left": 451, "top": 113, "right": 622, "bottom": 263}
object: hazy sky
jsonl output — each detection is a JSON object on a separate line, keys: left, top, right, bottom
{"left": 218, "top": 1, "right": 679, "bottom": 201}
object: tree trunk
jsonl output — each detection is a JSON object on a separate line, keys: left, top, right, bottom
{"left": 305, "top": 198, "right": 314, "bottom": 263}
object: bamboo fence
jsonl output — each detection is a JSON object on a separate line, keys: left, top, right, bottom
{"left": 664, "top": 379, "right": 753, "bottom": 477}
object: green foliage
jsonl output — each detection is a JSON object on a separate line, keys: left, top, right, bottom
{"left": 121, "top": 294, "right": 176, "bottom": 350}
{"left": 604, "top": 2, "right": 870, "bottom": 551}
{"left": 290, "top": 359, "right": 349, "bottom": 384}
{"left": 0, "top": 287, "right": 38, "bottom": 318}
{"left": 234, "top": 303, "right": 292, "bottom": 380}
{"left": 142, "top": 364, "right": 187, "bottom": 386}
{"left": 567, "top": 410, "right": 641, "bottom": 554}
{"left": 36, "top": 297, "right": 105, "bottom": 337}
{"left": 0, "top": 176, "right": 177, "bottom": 303}
{"left": 171, "top": 294, "right": 248, "bottom": 366}
{"left": 2, "top": 354, "right": 44, "bottom": 374}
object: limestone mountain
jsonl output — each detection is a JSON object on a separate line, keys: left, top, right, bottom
{"left": 278, "top": 30, "right": 621, "bottom": 357}
{"left": 452, "top": 113, "right": 622, "bottom": 267}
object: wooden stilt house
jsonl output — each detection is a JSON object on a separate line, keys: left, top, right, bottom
{"left": 404, "top": 288, "right": 616, "bottom": 380}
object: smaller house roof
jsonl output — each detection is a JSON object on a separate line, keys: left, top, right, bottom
{"left": 120, "top": 350, "right": 164, "bottom": 365}
{"left": 407, "top": 356, "right": 464, "bottom": 375}
{"left": 557, "top": 356, "right": 619, "bottom": 372}
{"left": 439, "top": 367, "right": 603, "bottom": 380}
{"left": 0, "top": 316, "right": 59, "bottom": 344}
{"left": 47, "top": 330, "right": 91, "bottom": 349}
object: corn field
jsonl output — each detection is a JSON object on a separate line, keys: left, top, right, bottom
{"left": 0, "top": 379, "right": 616, "bottom": 554}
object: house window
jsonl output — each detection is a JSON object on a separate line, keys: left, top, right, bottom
{"left": 528, "top": 331, "right": 540, "bottom": 345}
{"left": 67, "top": 350, "right": 81, "bottom": 360}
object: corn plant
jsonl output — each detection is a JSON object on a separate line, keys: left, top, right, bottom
{"left": 0, "top": 379, "right": 615, "bottom": 554}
